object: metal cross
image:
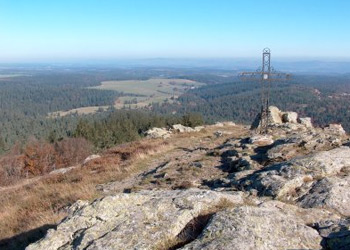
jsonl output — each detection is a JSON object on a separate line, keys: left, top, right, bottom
{"left": 240, "top": 48, "right": 291, "bottom": 134}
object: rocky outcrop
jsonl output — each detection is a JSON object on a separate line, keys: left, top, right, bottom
{"left": 145, "top": 125, "right": 205, "bottom": 139}
{"left": 172, "top": 124, "right": 195, "bottom": 133}
{"left": 28, "top": 189, "right": 341, "bottom": 250}
{"left": 298, "top": 175, "right": 350, "bottom": 216}
{"left": 171, "top": 124, "right": 205, "bottom": 133}
{"left": 266, "top": 129, "right": 345, "bottom": 162}
{"left": 251, "top": 106, "right": 316, "bottom": 131}
{"left": 145, "top": 127, "right": 172, "bottom": 139}
{"left": 269, "top": 106, "right": 283, "bottom": 124}
{"left": 240, "top": 147, "right": 350, "bottom": 202}
{"left": 26, "top": 189, "right": 243, "bottom": 250}
{"left": 251, "top": 106, "right": 282, "bottom": 130}
{"left": 28, "top": 107, "right": 350, "bottom": 250}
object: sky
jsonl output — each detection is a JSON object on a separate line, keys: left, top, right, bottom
{"left": 0, "top": 0, "right": 350, "bottom": 62}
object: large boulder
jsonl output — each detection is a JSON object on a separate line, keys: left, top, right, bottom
{"left": 251, "top": 106, "right": 285, "bottom": 130}
{"left": 181, "top": 203, "right": 322, "bottom": 250}
{"left": 298, "top": 117, "right": 313, "bottom": 128}
{"left": 250, "top": 106, "right": 316, "bottom": 132}
{"left": 26, "top": 189, "right": 243, "bottom": 250}
{"left": 145, "top": 127, "right": 171, "bottom": 139}
{"left": 324, "top": 124, "right": 346, "bottom": 135}
{"left": 282, "top": 112, "right": 298, "bottom": 123}
{"left": 172, "top": 124, "right": 195, "bottom": 133}
{"left": 269, "top": 106, "right": 283, "bottom": 124}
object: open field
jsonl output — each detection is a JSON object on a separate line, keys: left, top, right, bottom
{"left": 49, "top": 106, "right": 109, "bottom": 117}
{"left": 93, "top": 78, "right": 203, "bottom": 94}
{"left": 50, "top": 78, "right": 204, "bottom": 117}
{"left": 94, "top": 78, "right": 205, "bottom": 107}
{"left": 0, "top": 74, "right": 22, "bottom": 79}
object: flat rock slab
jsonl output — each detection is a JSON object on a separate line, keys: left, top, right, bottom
{"left": 26, "top": 189, "right": 243, "bottom": 250}
{"left": 180, "top": 204, "right": 322, "bottom": 250}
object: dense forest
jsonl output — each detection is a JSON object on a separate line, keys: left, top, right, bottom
{"left": 154, "top": 74, "right": 350, "bottom": 131}
{"left": 0, "top": 73, "right": 119, "bottom": 150}
{"left": 0, "top": 67, "right": 350, "bottom": 155}
{"left": 0, "top": 68, "right": 208, "bottom": 152}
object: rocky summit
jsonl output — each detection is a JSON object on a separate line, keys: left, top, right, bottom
{"left": 28, "top": 107, "right": 350, "bottom": 250}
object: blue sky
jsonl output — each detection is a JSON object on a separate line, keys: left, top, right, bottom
{"left": 0, "top": 0, "right": 349, "bottom": 62}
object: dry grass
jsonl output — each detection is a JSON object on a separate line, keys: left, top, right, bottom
{"left": 0, "top": 139, "right": 171, "bottom": 249}
{"left": 303, "top": 175, "right": 314, "bottom": 183}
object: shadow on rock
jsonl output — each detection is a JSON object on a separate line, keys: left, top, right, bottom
{"left": 0, "top": 224, "right": 56, "bottom": 250}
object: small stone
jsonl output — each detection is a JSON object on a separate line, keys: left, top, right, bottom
{"left": 191, "top": 162, "right": 203, "bottom": 168}
{"left": 214, "top": 131, "right": 223, "bottom": 137}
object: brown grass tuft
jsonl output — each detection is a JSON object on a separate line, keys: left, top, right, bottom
{"left": 303, "top": 175, "right": 314, "bottom": 183}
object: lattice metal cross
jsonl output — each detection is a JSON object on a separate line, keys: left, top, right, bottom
{"left": 240, "top": 48, "right": 291, "bottom": 134}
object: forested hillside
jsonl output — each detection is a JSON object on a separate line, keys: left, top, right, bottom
{"left": 0, "top": 68, "right": 208, "bottom": 152}
{"left": 1, "top": 67, "right": 350, "bottom": 154}
{"left": 154, "top": 74, "right": 350, "bottom": 131}
{"left": 0, "top": 73, "right": 121, "bottom": 150}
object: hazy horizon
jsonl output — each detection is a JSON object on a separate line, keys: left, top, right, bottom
{"left": 1, "top": 58, "right": 350, "bottom": 74}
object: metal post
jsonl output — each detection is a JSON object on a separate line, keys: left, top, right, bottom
{"left": 239, "top": 48, "right": 290, "bottom": 134}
